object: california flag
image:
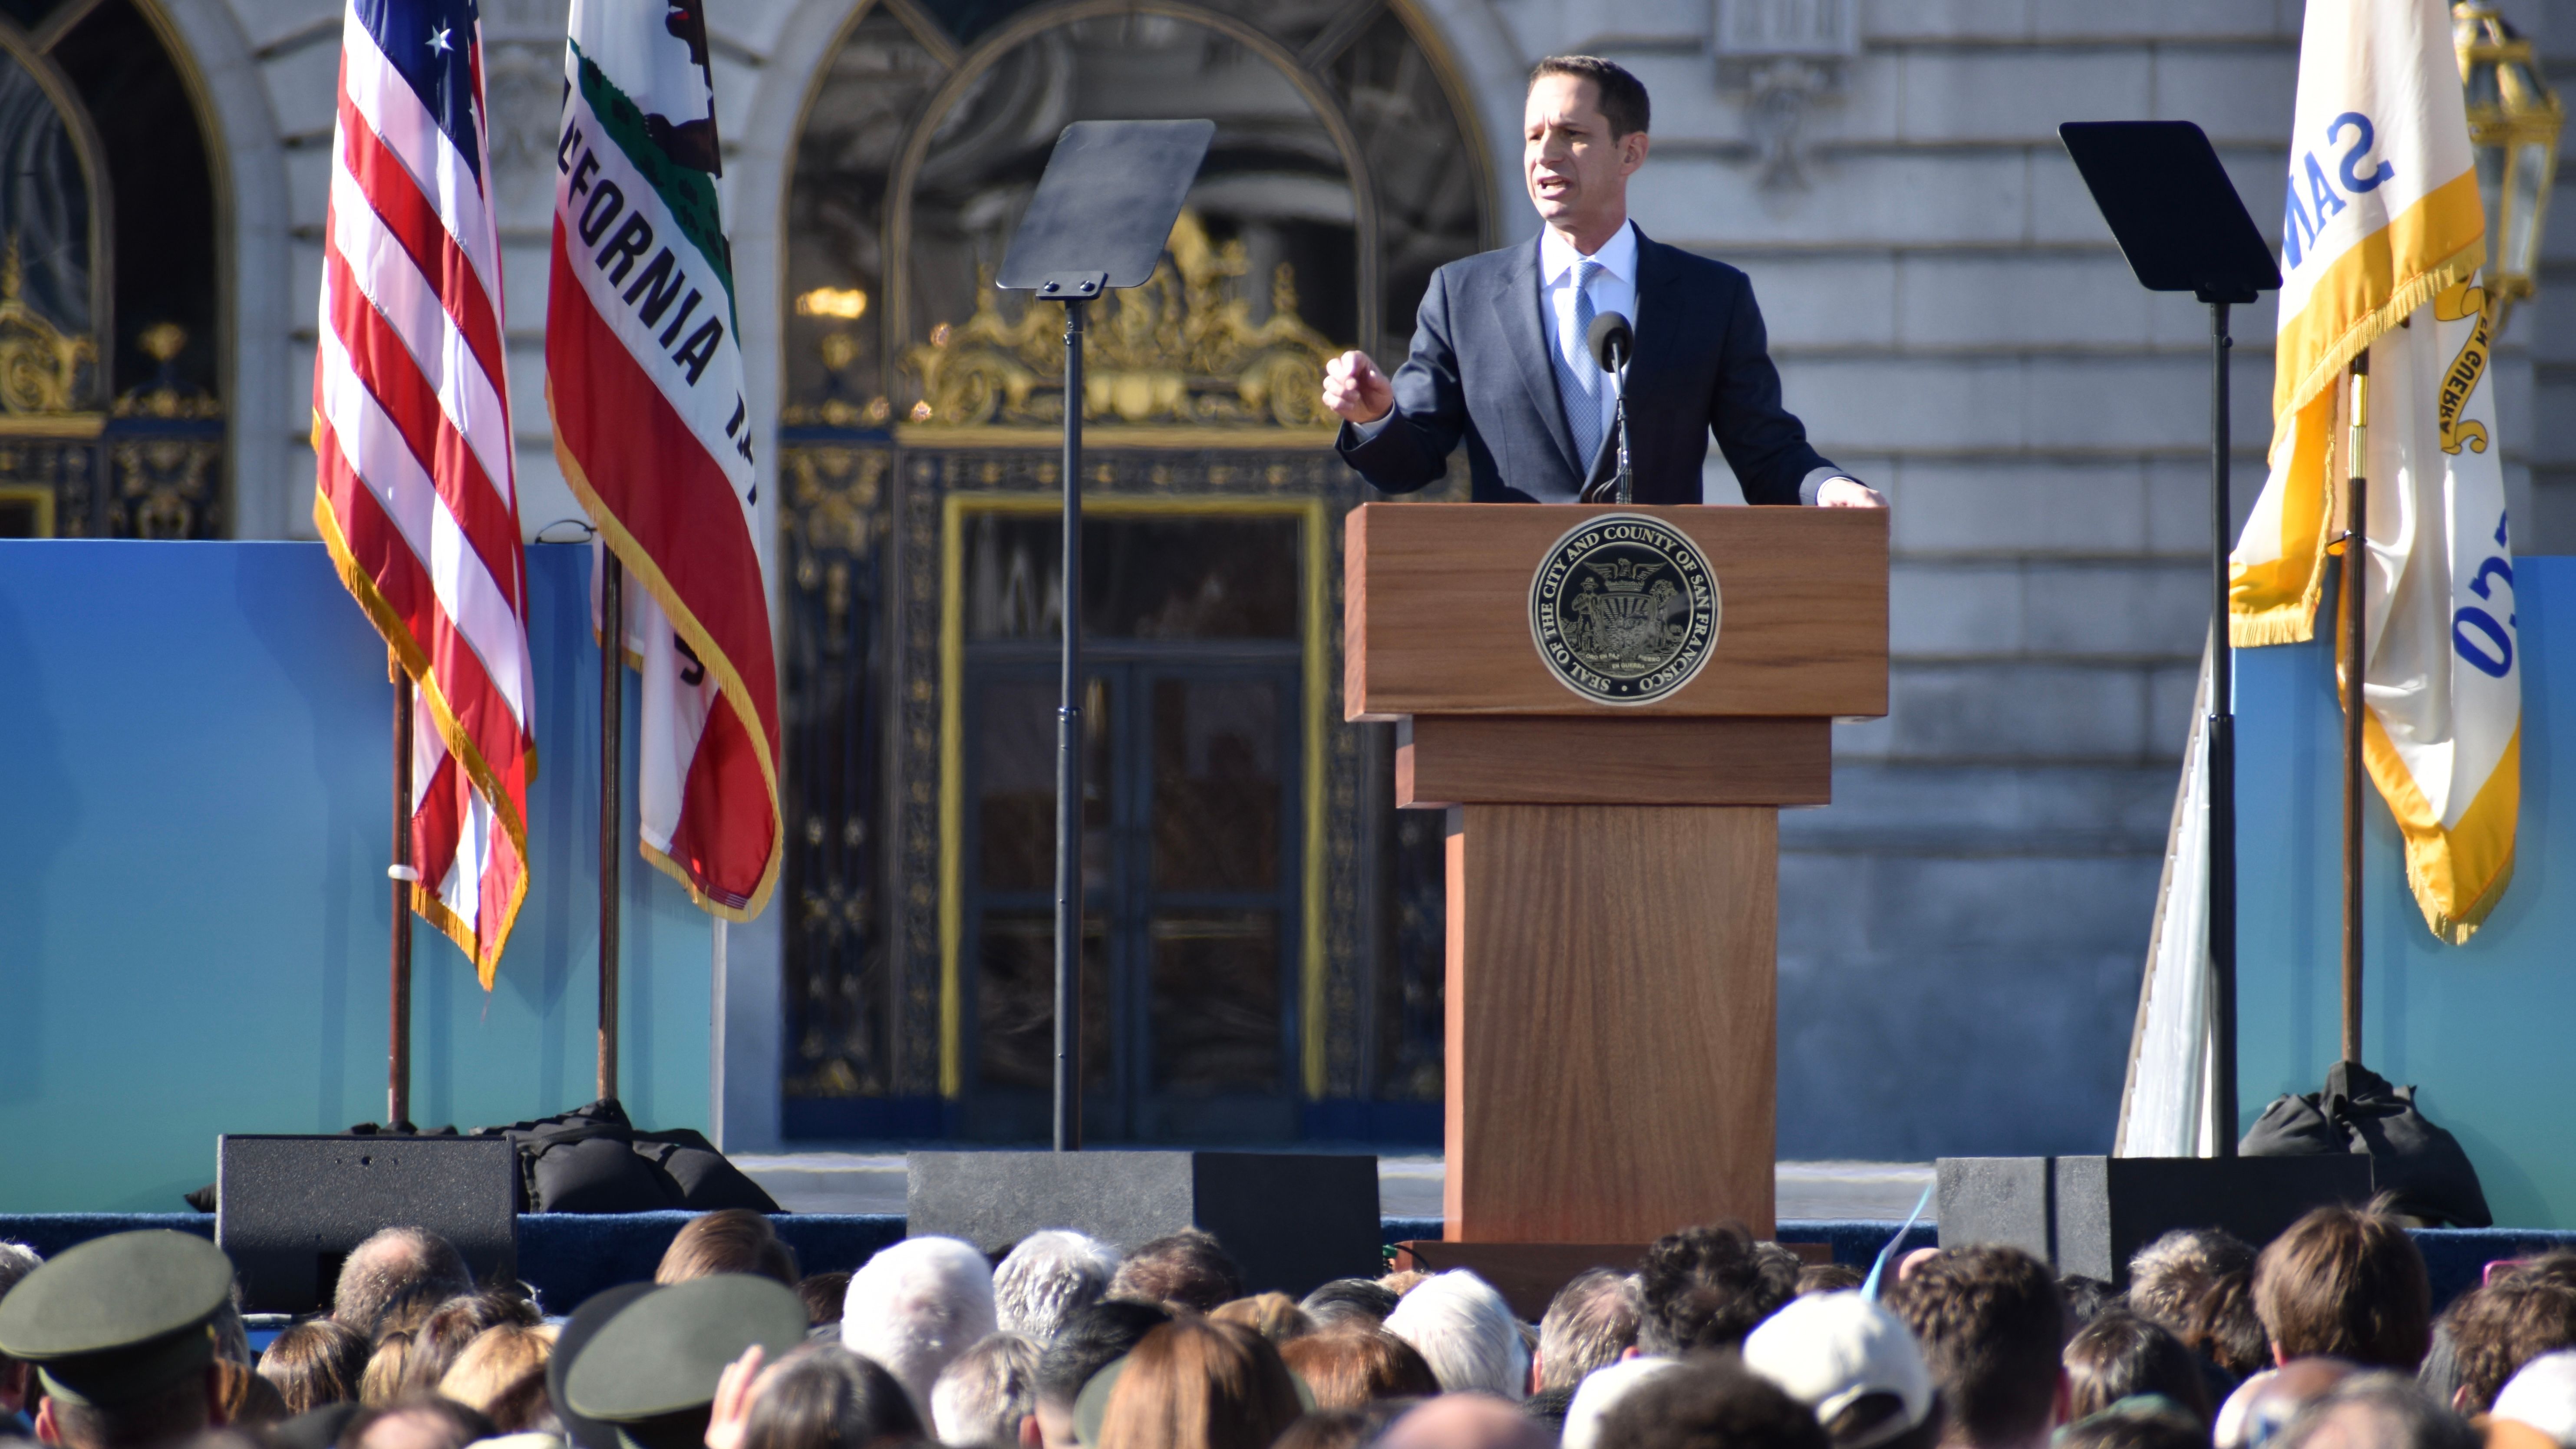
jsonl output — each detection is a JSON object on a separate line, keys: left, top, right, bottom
{"left": 548, "top": 0, "right": 780, "bottom": 918}
{"left": 2232, "top": 0, "right": 2518, "bottom": 942}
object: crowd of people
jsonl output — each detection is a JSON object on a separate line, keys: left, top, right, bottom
{"left": 2, "top": 1199, "right": 2573, "bottom": 1449}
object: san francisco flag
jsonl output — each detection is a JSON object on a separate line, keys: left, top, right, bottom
{"left": 313, "top": 0, "right": 535, "bottom": 984}
{"left": 548, "top": 1, "right": 780, "bottom": 918}
{"left": 2233, "top": 0, "right": 2518, "bottom": 942}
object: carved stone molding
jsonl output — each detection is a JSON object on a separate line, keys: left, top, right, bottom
{"left": 1713, "top": 0, "right": 1860, "bottom": 191}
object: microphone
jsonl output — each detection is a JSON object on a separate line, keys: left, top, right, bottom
{"left": 1586, "top": 312, "right": 1632, "bottom": 372}
{"left": 1586, "top": 312, "right": 1635, "bottom": 503}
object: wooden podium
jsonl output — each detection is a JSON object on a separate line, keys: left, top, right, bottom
{"left": 1346, "top": 503, "right": 1887, "bottom": 1258}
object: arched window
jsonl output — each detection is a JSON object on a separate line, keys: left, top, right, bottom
{"left": 0, "top": 0, "right": 223, "bottom": 539}
{"left": 777, "top": 0, "right": 1485, "bottom": 1139}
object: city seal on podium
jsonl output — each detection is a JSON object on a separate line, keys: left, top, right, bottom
{"left": 1529, "top": 512, "right": 1721, "bottom": 705}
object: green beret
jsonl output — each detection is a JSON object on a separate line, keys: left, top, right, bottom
{"left": 0, "top": 1231, "right": 233, "bottom": 1407}
{"left": 562, "top": 1274, "right": 806, "bottom": 1429}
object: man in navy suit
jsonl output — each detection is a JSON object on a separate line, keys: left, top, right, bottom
{"left": 1323, "top": 56, "right": 1884, "bottom": 510}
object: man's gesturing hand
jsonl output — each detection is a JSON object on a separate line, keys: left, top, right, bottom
{"left": 1322, "top": 351, "right": 1394, "bottom": 426}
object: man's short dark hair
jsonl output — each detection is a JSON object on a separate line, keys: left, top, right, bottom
{"left": 1301, "top": 1278, "right": 1401, "bottom": 1330}
{"left": 1599, "top": 1354, "right": 1830, "bottom": 1449}
{"left": 2253, "top": 1202, "right": 2431, "bottom": 1370}
{"left": 47, "top": 1370, "right": 215, "bottom": 1449}
{"left": 1638, "top": 1223, "right": 1799, "bottom": 1354}
{"left": 2062, "top": 1313, "right": 2212, "bottom": 1425}
{"left": 2053, "top": 1401, "right": 2208, "bottom": 1449}
{"left": 2441, "top": 1272, "right": 2576, "bottom": 1410}
{"left": 2126, "top": 1228, "right": 2255, "bottom": 1337}
{"left": 1539, "top": 1269, "right": 1641, "bottom": 1393}
{"left": 1107, "top": 1230, "right": 1241, "bottom": 1315}
{"left": 1034, "top": 1299, "right": 1171, "bottom": 1409}
{"left": 336, "top": 1396, "right": 495, "bottom": 1449}
{"left": 1882, "top": 1246, "right": 2070, "bottom": 1449}
{"left": 1529, "top": 56, "right": 1651, "bottom": 139}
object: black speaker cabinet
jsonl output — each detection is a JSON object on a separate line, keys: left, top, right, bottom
{"left": 217, "top": 1135, "right": 518, "bottom": 1312}
{"left": 1936, "top": 1154, "right": 2375, "bottom": 1284}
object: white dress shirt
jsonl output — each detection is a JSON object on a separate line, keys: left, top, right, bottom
{"left": 1540, "top": 220, "right": 1637, "bottom": 458}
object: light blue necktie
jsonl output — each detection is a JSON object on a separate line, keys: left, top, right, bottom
{"left": 1555, "top": 257, "right": 1606, "bottom": 472}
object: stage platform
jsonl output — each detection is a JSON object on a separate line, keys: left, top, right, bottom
{"left": 1, "top": 1213, "right": 2560, "bottom": 1316}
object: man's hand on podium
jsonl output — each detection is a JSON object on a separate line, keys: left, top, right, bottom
{"left": 1323, "top": 350, "right": 1394, "bottom": 426}
{"left": 1817, "top": 477, "right": 1887, "bottom": 508}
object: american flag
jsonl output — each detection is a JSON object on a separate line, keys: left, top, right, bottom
{"left": 312, "top": 0, "right": 534, "bottom": 984}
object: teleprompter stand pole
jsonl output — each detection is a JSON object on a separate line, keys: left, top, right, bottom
{"left": 2342, "top": 355, "right": 2370, "bottom": 1067}
{"left": 1053, "top": 293, "right": 1087, "bottom": 1152}
{"left": 389, "top": 660, "right": 416, "bottom": 1131}
{"left": 599, "top": 552, "right": 623, "bottom": 1103}
{"left": 990, "top": 118, "right": 1212, "bottom": 1152}
{"left": 2059, "top": 120, "right": 2278, "bottom": 1151}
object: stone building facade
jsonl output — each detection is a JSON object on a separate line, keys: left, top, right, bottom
{"left": 6, "top": 0, "right": 2564, "bottom": 1155}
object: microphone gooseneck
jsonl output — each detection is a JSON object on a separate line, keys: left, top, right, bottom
{"left": 1587, "top": 312, "right": 1635, "bottom": 504}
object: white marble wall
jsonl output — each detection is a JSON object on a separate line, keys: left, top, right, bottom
{"left": 168, "top": 0, "right": 2569, "bottom": 1158}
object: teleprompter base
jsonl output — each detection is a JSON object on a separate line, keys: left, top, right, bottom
{"left": 217, "top": 1135, "right": 518, "bottom": 1313}
{"left": 1936, "top": 1154, "right": 2375, "bottom": 1284}
{"left": 906, "top": 1151, "right": 1380, "bottom": 1297}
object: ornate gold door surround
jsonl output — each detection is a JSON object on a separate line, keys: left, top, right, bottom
{"left": 776, "top": 0, "right": 1488, "bottom": 1140}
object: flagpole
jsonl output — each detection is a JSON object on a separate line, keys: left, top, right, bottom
{"left": 2206, "top": 298, "right": 2239, "bottom": 1156}
{"left": 2341, "top": 353, "right": 2369, "bottom": 1067}
{"left": 390, "top": 659, "right": 416, "bottom": 1130}
{"left": 1054, "top": 294, "right": 1087, "bottom": 1154}
{"left": 600, "top": 552, "right": 623, "bottom": 1104}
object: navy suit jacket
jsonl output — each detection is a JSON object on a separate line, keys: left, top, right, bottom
{"left": 1336, "top": 225, "right": 1842, "bottom": 505}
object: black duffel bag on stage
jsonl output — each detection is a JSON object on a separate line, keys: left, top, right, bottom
{"left": 2241, "top": 1060, "right": 2491, "bottom": 1228}
{"left": 472, "top": 1099, "right": 781, "bottom": 1215}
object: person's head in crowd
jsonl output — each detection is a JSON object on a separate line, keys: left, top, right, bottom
{"left": 2216, "top": 1359, "right": 2358, "bottom": 1449}
{"left": 1272, "top": 1401, "right": 1414, "bottom": 1449}
{"left": 1536, "top": 1270, "right": 1642, "bottom": 1397}
{"left": 1, "top": 1233, "right": 241, "bottom": 1449}
{"left": 1032, "top": 1300, "right": 1170, "bottom": 1449}
{"left": 359, "top": 1335, "right": 413, "bottom": 1409}
{"left": 841, "top": 1236, "right": 999, "bottom": 1416}
{"left": 2415, "top": 1321, "right": 2463, "bottom": 1414}
{"left": 335, "top": 1396, "right": 496, "bottom": 1449}
{"left": 401, "top": 1291, "right": 541, "bottom": 1397}
{"left": 1638, "top": 1223, "right": 1801, "bottom": 1355}
{"left": 437, "top": 1323, "right": 554, "bottom": 1432}
{"left": 2052, "top": 1397, "right": 2207, "bottom": 1449}
{"left": 1883, "top": 1245, "right": 2071, "bottom": 1449}
{"left": 1302, "top": 1281, "right": 1402, "bottom": 1333}
{"left": 1278, "top": 1330, "right": 1440, "bottom": 1409}
{"left": 1801, "top": 1267, "right": 1868, "bottom": 1299}
{"left": 2063, "top": 1315, "right": 2213, "bottom": 1426}
{"left": 1744, "top": 1291, "right": 1940, "bottom": 1449}
{"left": 2253, "top": 1204, "right": 2431, "bottom": 1372}
{"left": 659, "top": 1210, "right": 798, "bottom": 1288}
{"left": 2276, "top": 1372, "right": 2478, "bottom": 1449}
{"left": 1597, "top": 1354, "right": 1834, "bottom": 1449}
{"left": 931, "top": 1332, "right": 1040, "bottom": 1447}
{"left": 1380, "top": 1392, "right": 1555, "bottom": 1449}
{"left": 2492, "top": 1350, "right": 2576, "bottom": 1447}
{"left": 1385, "top": 1270, "right": 1532, "bottom": 1400}
{"left": 2131, "top": 1231, "right": 2257, "bottom": 1340}
{"left": 2061, "top": 1281, "right": 2118, "bottom": 1331}
{"left": 1210, "top": 1294, "right": 1313, "bottom": 1346}
{"left": 259, "top": 1320, "right": 371, "bottom": 1417}
{"left": 1108, "top": 1232, "right": 1242, "bottom": 1317}
{"left": 1563, "top": 1357, "right": 1690, "bottom": 1449}
{"left": 1381, "top": 1272, "right": 1431, "bottom": 1299}
{"left": 208, "top": 1302, "right": 252, "bottom": 1373}
{"left": 1094, "top": 1317, "right": 1303, "bottom": 1449}
{"left": 212, "top": 1362, "right": 287, "bottom": 1431}
{"left": 2439, "top": 1272, "right": 2576, "bottom": 1412}
{"left": 739, "top": 1343, "right": 925, "bottom": 1449}
{"left": 994, "top": 1234, "right": 1122, "bottom": 1345}
{"left": 0, "top": 1241, "right": 39, "bottom": 1423}
{"left": 332, "top": 1229, "right": 473, "bottom": 1339}
{"left": 2187, "top": 1271, "right": 2273, "bottom": 1382}
{"left": 799, "top": 1274, "right": 852, "bottom": 1332}
{"left": 567, "top": 1274, "right": 807, "bottom": 1449}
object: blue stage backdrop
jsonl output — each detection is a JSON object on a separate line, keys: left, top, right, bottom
{"left": 2237, "top": 555, "right": 2573, "bottom": 1230}
{"left": 0, "top": 541, "right": 711, "bottom": 1211}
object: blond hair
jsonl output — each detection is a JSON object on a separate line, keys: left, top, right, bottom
{"left": 439, "top": 1323, "right": 556, "bottom": 1427}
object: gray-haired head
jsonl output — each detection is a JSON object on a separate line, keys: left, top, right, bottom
{"left": 1539, "top": 1270, "right": 1641, "bottom": 1394}
{"left": 2280, "top": 1371, "right": 2480, "bottom": 1449}
{"left": 1302, "top": 1278, "right": 1401, "bottom": 1331}
{"left": 2127, "top": 1228, "right": 2254, "bottom": 1333}
{"left": 842, "top": 1236, "right": 999, "bottom": 1417}
{"left": 992, "top": 1232, "right": 1120, "bottom": 1344}
{"left": 0, "top": 1244, "right": 40, "bottom": 1303}
{"left": 930, "top": 1331, "right": 1041, "bottom": 1447}
{"left": 333, "top": 1227, "right": 473, "bottom": 1337}
{"left": 1383, "top": 1269, "right": 1531, "bottom": 1400}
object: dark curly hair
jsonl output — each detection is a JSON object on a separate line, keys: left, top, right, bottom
{"left": 1636, "top": 1222, "right": 1799, "bottom": 1354}
{"left": 1600, "top": 1355, "right": 1828, "bottom": 1449}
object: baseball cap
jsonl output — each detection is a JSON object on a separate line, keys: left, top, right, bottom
{"left": 1742, "top": 1291, "right": 1933, "bottom": 1449}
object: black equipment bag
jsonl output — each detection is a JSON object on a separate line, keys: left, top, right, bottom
{"left": 2240, "top": 1060, "right": 2490, "bottom": 1227}
{"left": 472, "top": 1099, "right": 782, "bottom": 1215}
